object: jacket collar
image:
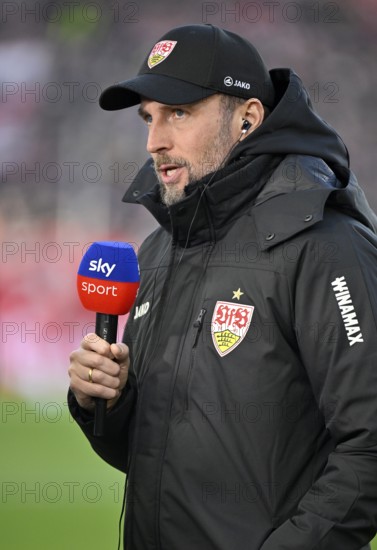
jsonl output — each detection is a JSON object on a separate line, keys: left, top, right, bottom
{"left": 122, "top": 158, "right": 156, "bottom": 205}
{"left": 124, "top": 154, "right": 282, "bottom": 247}
{"left": 123, "top": 154, "right": 377, "bottom": 250}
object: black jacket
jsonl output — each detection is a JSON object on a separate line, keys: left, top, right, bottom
{"left": 69, "top": 69, "right": 377, "bottom": 549}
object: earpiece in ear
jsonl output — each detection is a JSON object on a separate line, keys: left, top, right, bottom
{"left": 241, "top": 119, "right": 252, "bottom": 133}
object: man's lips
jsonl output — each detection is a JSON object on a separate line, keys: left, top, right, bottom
{"left": 157, "top": 164, "right": 186, "bottom": 185}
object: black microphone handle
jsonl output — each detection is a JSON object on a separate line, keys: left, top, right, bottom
{"left": 94, "top": 313, "right": 119, "bottom": 436}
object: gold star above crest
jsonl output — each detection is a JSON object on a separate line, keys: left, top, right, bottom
{"left": 232, "top": 288, "right": 244, "bottom": 301}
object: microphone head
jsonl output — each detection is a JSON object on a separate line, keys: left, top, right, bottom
{"left": 77, "top": 242, "right": 140, "bottom": 315}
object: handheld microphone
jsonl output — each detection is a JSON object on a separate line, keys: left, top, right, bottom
{"left": 77, "top": 241, "right": 140, "bottom": 436}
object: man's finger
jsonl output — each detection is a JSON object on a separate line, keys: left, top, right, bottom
{"left": 111, "top": 342, "right": 129, "bottom": 362}
{"left": 81, "top": 333, "right": 114, "bottom": 357}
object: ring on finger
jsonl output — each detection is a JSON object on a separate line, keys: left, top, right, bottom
{"left": 88, "top": 367, "right": 94, "bottom": 383}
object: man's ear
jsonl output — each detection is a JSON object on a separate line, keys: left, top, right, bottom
{"left": 239, "top": 98, "right": 264, "bottom": 139}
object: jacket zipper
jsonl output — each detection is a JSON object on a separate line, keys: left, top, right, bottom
{"left": 185, "top": 308, "right": 207, "bottom": 411}
{"left": 156, "top": 195, "right": 214, "bottom": 549}
{"left": 125, "top": 234, "right": 178, "bottom": 548}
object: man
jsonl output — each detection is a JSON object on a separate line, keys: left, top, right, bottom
{"left": 68, "top": 24, "right": 377, "bottom": 549}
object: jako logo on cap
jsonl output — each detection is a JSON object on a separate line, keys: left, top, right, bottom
{"left": 224, "top": 75, "right": 251, "bottom": 90}
{"left": 148, "top": 40, "right": 177, "bottom": 69}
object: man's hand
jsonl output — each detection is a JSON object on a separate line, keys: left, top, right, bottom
{"left": 68, "top": 333, "right": 130, "bottom": 412}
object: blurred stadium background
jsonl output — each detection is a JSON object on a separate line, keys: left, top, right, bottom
{"left": 1, "top": 0, "right": 376, "bottom": 547}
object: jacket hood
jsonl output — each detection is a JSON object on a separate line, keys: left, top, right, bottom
{"left": 227, "top": 68, "right": 350, "bottom": 174}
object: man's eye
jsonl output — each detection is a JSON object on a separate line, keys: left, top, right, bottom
{"left": 174, "top": 109, "right": 185, "bottom": 118}
{"left": 145, "top": 115, "right": 152, "bottom": 125}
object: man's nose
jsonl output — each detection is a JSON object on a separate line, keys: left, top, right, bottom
{"left": 146, "top": 121, "right": 172, "bottom": 154}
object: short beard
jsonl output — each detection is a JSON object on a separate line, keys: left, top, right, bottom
{"left": 161, "top": 184, "right": 186, "bottom": 207}
{"left": 154, "top": 100, "right": 235, "bottom": 207}
{"left": 155, "top": 155, "right": 188, "bottom": 207}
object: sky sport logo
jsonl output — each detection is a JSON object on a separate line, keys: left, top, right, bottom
{"left": 79, "top": 257, "right": 119, "bottom": 296}
{"left": 88, "top": 258, "right": 116, "bottom": 278}
{"left": 80, "top": 258, "right": 118, "bottom": 297}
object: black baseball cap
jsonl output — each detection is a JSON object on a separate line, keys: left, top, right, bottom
{"left": 99, "top": 24, "right": 275, "bottom": 110}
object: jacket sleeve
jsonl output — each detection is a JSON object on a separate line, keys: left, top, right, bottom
{"left": 260, "top": 215, "right": 377, "bottom": 549}
{"left": 68, "top": 378, "right": 137, "bottom": 473}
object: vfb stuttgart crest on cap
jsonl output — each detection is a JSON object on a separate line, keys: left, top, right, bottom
{"left": 148, "top": 40, "right": 177, "bottom": 69}
{"left": 212, "top": 301, "right": 254, "bottom": 357}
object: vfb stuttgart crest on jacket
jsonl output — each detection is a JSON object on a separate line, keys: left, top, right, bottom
{"left": 148, "top": 40, "right": 177, "bottom": 68}
{"left": 212, "top": 301, "right": 254, "bottom": 357}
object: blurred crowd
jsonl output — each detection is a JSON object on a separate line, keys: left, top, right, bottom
{"left": 1, "top": 0, "right": 377, "bottom": 395}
